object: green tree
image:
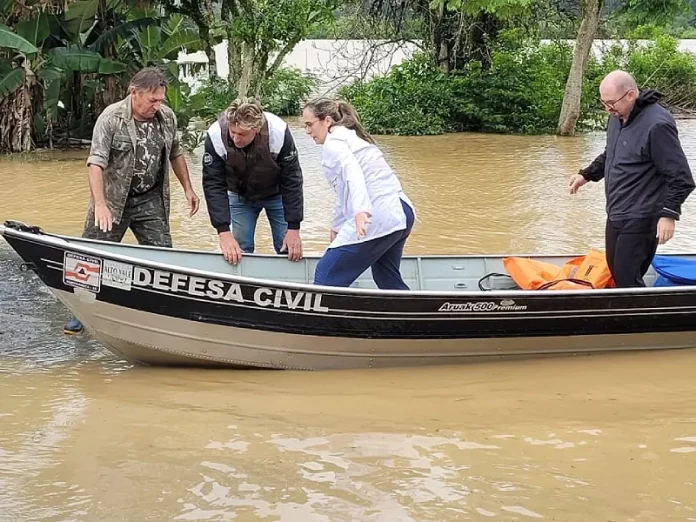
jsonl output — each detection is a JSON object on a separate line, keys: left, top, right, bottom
{"left": 369, "top": 0, "right": 536, "bottom": 72}
{"left": 222, "top": 0, "right": 338, "bottom": 97}
{"left": 161, "top": 0, "right": 337, "bottom": 97}
{"left": 160, "top": 0, "right": 220, "bottom": 78}
{"left": 557, "top": 0, "right": 689, "bottom": 136}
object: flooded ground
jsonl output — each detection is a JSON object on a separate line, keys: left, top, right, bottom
{"left": 1, "top": 119, "right": 696, "bottom": 521}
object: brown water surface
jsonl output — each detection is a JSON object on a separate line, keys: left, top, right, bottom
{"left": 1, "top": 120, "right": 695, "bottom": 521}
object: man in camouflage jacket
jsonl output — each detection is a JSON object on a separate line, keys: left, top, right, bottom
{"left": 64, "top": 67, "right": 200, "bottom": 334}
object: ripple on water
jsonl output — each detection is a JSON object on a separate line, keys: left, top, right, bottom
{"left": 2, "top": 124, "right": 696, "bottom": 522}
{"left": 0, "top": 246, "right": 131, "bottom": 373}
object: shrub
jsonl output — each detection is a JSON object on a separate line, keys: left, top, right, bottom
{"left": 339, "top": 53, "right": 457, "bottom": 135}
{"left": 189, "top": 77, "right": 238, "bottom": 125}
{"left": 259, "top": 67, "right": 317, "bottom": 116}
{"left": 188, "top": 67, "right": 316, "bottom": 126}
{"left": 340, "top": 29, "right": 696, "bottom": 136}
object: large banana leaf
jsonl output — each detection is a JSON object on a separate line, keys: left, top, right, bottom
{"left": 165, "top": 83, "right": 190, "bottom": 114}
{"left": 97, "top": 58, "right": 127, "bottom": 74}
{"left": 16, "top": 13, "right": 50, "bottom": 47}
{"left": 37, "top": 66, "right": 62, "bottom": 83}
{"left": 49, "top": 47, "right": 126, "bottom": 74}
{"left": 157, "top": 31, "right": 202, "bottom": 59}
{"left": 163, "top": 14, "right": 186, "bottom": 36}
{"left": 89, "top": 17, "right": 157, "bottom": 52}
{"left": 0, "top": 0, "right": 13, "bottom": 15}
{"left": 38, "top": 66, "right": 62, "bottom": 121}
{"left": 128, "top": 6, "right": 160, "bottom": 22}
{"left": 0, "top": 24, "right": 39, "bottom": 54}
{"left": 63, "top": 0, "right": 99, "bottom": 40}
{"left": 0, "top": 65, "right": 25, "bottom": 98}
{"left": 138, "top": 25, "right": 162, "bottom": 62}
{"left": 64, "top": 0, "right": 100, "bottom": 24}
{"left": 49, "top": 47, "right": 100, "bottom": 71}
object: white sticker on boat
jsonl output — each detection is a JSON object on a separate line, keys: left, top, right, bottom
{"left": 63, "top": 252, "right": 101, "bottom": 293}
{"left": 102, "top": 260, "right": 133, "bottom": 291}
{"left": 438, "top": 300, "right": 527, "bottom": 312}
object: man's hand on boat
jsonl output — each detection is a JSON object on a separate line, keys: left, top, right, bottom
{"left": 280, "top": 229, "right": 303, "bottom": 262}
{"left": 94, "top": 202, "right": 113, "bottom": 232}
{"left": 568, "top": 173, "right": 588, "bottom": 194}
{"left": 219, "top": 231, "right": 243, "bottom": 264}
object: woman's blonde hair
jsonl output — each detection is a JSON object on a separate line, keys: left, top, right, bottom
{"left": 303, "top": 97, "right": 374, "bottom": 144}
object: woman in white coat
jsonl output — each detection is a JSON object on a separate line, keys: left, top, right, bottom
{"left": 302, "top": 97, "right": 416, "bottom": 289}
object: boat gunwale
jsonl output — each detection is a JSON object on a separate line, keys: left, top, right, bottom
{"left": 4, "top": 223, "right": 696, "bottom": 298}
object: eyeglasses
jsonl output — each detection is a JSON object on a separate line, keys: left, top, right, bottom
{"left": 303, "top": 119, "right": 320, "bottom": 130}
{"left": 600, "top": 90, "right": 632, "bottom": 110}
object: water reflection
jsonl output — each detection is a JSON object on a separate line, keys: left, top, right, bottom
{"left": 0, "top": 348, "right": 695, "bottom": 521}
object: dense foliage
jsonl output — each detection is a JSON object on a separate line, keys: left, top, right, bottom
{"left": 340, "top": 31, "right": 696, "bottom": 135}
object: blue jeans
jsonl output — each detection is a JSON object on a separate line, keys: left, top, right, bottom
{"left": 314, "top": 200, "right": 415, "bottom": 290}
{"left": 228, "top": 191, "right": 287, "bottom": 254}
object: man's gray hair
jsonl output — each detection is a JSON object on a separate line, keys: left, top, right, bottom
{"left": 129, "top": 67, "right": 169, "bottom": 92}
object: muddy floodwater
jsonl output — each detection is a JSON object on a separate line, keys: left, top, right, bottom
{"left": 1, "top": 119, "right": 695, "bottom": 521}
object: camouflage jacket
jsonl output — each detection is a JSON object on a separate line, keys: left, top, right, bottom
{"left": 86, "top": 95, "right": 182, "bottom": 224}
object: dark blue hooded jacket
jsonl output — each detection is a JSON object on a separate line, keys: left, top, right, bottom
{"left": 581, "top": 89, "right": 695, "bottom": 221}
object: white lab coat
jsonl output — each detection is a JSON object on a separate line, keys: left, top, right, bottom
{"left": 320, "top": 125, "right": 415, "bottom": 249}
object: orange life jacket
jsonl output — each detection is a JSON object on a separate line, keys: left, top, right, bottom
{"left": 503, "top": 249, "right": 615, "bottom": 290}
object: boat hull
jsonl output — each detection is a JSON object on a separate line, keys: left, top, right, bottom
{"left": 56, "top": 288, "right": 696, "bottom": 369}
{"left": 4, "top": 222, "right": 696, "bottom": 370}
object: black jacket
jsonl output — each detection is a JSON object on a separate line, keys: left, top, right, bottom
{"left": 581, "top": 89, "right": 695, "bottom": 221}
{"left": 202, "top": 114, "right": 304, "bottom": 233}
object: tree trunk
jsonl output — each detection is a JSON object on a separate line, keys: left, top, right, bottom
{"left": 557, "top": 0, "right": 603, "bottom": 136}
{"left": 468, "top": 11, "right": 499, "bottom": 71}
{"left": 103, "top": 75, "right": 124, "bottom": 106}
{"left": 95, "top": 43, "right": 126, "bottom": 115}
{"left": 226, "top": 24, "right": 242, "bottom": 92}
{"left": 198, "top": 2, "right": 217, "bottom": 79}
{"left": 431, "top": 3, "right": 450, "bottom": 73}
{"left": 235, "top": 43, "right": 255, "bottom": 97}
{"left": 203, "top": 37, "right": 218, "bottom": 79}
{"left": 0, "top": 82, "right": 34, "bottom": 153}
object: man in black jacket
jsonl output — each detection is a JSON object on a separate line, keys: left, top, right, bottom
{"left": 202, "top": 98, "right": 304, "bottom": 264}
{"left": 569, "top": 70, "right": 695, "bottom": 287}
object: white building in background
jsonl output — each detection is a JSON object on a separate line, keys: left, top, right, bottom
{"left": 177, "top": 38, "right": 696, "bottom": 95}
{"left": 177, "top": 39, "right": 421, "bottom": 95}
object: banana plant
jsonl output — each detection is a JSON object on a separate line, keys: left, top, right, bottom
{"left": 118, "top": 10, "right": 202, "bottom": 72}
{"left": 0, "top": 0, "right": 203, "bottom": 151}
{"left": 0, "top": 21, "right": 42, "bottom": 152}
{"left": 114, "top": 10, "right": 203, "bottom": 128}
{"left": 0, "top": 23, "right": 38, "bottom": 96}
{"left": 0, "top": 0, "right": 132, "bottom": 151}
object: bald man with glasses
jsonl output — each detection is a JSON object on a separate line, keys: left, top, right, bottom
{"left": 569, "top": 70, "right": 695, "bottom": 288}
